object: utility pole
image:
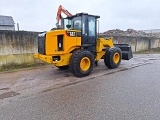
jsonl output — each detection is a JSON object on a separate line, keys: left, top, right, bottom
{"left": 17, "top": 23, "right": 19, "bottom": 31}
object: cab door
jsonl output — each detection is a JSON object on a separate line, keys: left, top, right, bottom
{"left": 81, "top": 15, "right": 97, "bottom": 53}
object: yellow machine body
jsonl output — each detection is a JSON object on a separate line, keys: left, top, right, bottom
{"left": 34, "top": 30, "right": 114, "bottom": 67}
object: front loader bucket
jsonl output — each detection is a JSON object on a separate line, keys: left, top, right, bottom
{"left": 114, "top": 44, "right": 133, "bottom": 60}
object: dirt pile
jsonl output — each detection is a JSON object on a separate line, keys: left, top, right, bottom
{"left": 103, "top": 29, "right": 159, "bottom": 38}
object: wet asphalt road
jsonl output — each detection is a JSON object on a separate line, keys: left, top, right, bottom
{"left": 1, "top": 59, "right": 160, "bottom": 120}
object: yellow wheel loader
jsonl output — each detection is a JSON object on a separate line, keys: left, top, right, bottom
{"left": 34, "top": 12, "right": 133, "bottom": 77}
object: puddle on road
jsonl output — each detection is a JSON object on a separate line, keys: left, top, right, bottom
{"left": 42, "top": 88, "right": 53, "bottom": 93}
{"left": 148, "top": 58, "right": 157, "bottom": 60}
{"left": 64, "top": 74, "right": 72, "bottom": 77}
{"left": 0, "top": 91, "right": 20, "bottom": 100}
{"left": 0, "top": 87, "right": 10, "bottom": 90}
{"left": 22, "top": 78, "right": 34, "bottom": 82}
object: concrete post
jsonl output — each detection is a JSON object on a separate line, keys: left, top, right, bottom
{"left": 148, "top": 39, "right": 151, "bottom": 50}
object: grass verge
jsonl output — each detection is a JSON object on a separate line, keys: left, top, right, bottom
{"left": 0, "top": 62, "right": 48, "bottom": 72}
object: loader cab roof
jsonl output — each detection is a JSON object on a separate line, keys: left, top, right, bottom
{"left": 63, "top": 13, "right": 100, "bottom": 31}
{"left": 66, "top": 13, "right": 100, "bottom": 19}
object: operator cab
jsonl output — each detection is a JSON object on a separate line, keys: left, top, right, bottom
{"left": 62, "top": 13, "right": 100, "bottom": 53}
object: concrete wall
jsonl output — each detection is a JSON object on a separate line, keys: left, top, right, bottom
{"left": 0, "top": 31, "right": 160, "bottom": 70}
{"left": 0, "top": 30, "right": 39, "bottom": 70}
{"left": 150, "top": 38, "right": 160, "bottom": 49}
{"left": 100, "top": 34, "right": 160, "bottom": 52}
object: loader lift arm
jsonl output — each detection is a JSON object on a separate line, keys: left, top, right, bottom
{"left": 56, "top": 5, "right": 72, "bottom": 28}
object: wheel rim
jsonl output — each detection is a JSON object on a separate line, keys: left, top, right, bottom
{"left": 113, "top": 52, "right": 120, "bottom": 64}
{"left": 80, "top": 57, "right": 90, "bottom": 71}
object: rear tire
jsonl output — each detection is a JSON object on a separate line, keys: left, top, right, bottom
{"left": 104, "top": 47, "right": 122, "bottom": 69}
{"left": 69, "top": 50, "right": 94, "bottom": 77}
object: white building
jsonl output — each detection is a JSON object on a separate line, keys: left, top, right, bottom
{"left": 0, "top": 15, "right": 15, "bottom": 30}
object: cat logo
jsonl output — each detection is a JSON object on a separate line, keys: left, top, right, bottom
{"left": 66, "top": 31, "right": 76, "bottom": 37}
{"left": 70, "top": 32, "right": 76, "bottom": 36}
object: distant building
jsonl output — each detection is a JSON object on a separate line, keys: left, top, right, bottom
{"left": 0, "top": 15, "right": 15, "bottom": 30}
{"left": 141, "top": 29, "right": 160, "bottom": 36}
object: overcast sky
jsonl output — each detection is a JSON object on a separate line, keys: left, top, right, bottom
{"left": 0, "top": 0, "right": 160, "bottom": 32}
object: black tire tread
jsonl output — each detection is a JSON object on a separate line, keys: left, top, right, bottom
{"left": 69, "top": 49, "right": 94, "bottom": 77}
{"left": 104, "top": 47, "right": 122, "bottom": 69}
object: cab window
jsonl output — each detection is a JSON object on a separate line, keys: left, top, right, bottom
{"left": 88, "top": 16, "right": 96, "bottom": 36}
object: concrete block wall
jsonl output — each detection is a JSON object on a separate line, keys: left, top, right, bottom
{"left": 0, "top": 31, "right": 160, "bottom": 70}
{"left": 0, "top": 30, "right": 39, "bottom": 69}
{"left": 101, "top": 35, "right": 160, "bottom": 52}
{"left": 150, "top": 39, "right": 160, "bottom": 49}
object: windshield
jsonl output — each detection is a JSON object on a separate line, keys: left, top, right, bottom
{"left": 64, "top": 17, "right": 82, "bottom": 30}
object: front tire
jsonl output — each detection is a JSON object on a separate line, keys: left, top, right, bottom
{"left": 104, "top": 47, "right": 122, "bottom": 69}
{"left": 69, "top": 50, "right": 94, "bottom": 77}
